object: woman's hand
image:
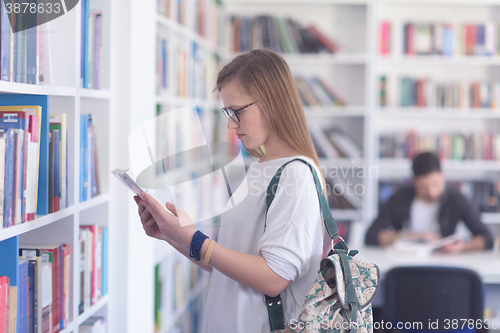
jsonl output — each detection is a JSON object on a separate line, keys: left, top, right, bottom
{"left": 137, "top": 192, "right": 197, "bottom": 249}
{"left": 134, "top": 195, "right": 167, "bottom": 241}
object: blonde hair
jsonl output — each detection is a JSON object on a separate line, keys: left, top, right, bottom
{"left": 215, "top": 48, "right": 329, "bottom": 202}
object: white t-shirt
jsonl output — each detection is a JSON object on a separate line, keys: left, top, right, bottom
{"left": 201, "top": 155, "right": 329, "bottom": 333}
{"left": 409, "top": 198, "right": 440, "bottom": 234}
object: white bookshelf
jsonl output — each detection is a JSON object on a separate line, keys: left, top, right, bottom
{"left": 0, "top": 0, "right": 113, "bottom": 331}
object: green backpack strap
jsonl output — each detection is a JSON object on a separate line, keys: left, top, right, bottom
{"left": 263, "top": 157, "right": 341, "bottom": 332}
{"left": 265, "top": 158, "right": 339, "bottom": 240}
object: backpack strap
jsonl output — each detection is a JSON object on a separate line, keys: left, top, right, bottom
{"left": 265, "top": 158, "right": 339, "bottom": 241}
{"left": 263, "top": 157, "right": 342, "bottom": 332}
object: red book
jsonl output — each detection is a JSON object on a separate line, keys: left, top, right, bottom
{"left": 465, "top": 24, "right": 477, "bottom": 56}
{"left": 407, "top": 24, "right": 416, "bottom": 55}
{"left": 0, "top": 276, "right": 9, "bottom": 333}
{"left": 308, "top": 25, "right": 339, "bottom": 53}
{"left": 62, "top": 245, "right": 71, "bottom": 329}
{"left": 380, "top": 21, "right": 391, "bottom": 55}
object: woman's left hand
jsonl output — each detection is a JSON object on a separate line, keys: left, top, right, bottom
{"left": 139, "top": 191, "right": 197, "bottom": 249}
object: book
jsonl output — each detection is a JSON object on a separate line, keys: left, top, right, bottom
{"left": 393, "top": 233, "right": 463, "bottom": 257}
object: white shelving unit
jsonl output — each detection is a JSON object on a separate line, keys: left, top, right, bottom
{"left": 0, "top": 0, "right": 113, "bottom": 331}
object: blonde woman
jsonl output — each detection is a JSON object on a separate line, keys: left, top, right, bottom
{"left": 135, "top": 49, "right": 331, "bottom": 332}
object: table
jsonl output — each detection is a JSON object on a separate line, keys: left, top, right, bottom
{"left": 354, "top": 246, "right": 500, "bottom": 322}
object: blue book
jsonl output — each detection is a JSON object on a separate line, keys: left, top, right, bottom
{"left": 81, "top": 0, "right": 86, "bottom": 87}
{"left": 0, "top": 95, "right": 49, "bottom": 216}
{"left": 19, "top": 259, "right": 29, "bottom": 333}
{"left": 79, "top": 115, "right": 83, "bottom": 202}
{"left": 27, "top": 261, "right": 37, "bottom": 333}
{"left": 84, "top": 0, "right": 90, "bottom": 88}
{"left": 3, "top": 129, "right": 14, "bottom": 227}
{"left": 83, "top": 115, "right": 88, "bottom": 201}
{"left": 476, "top": 24, "right": 485, "bottom": 55}
{"left": 101, "top": 227, "right": 108, "bottom": 296}
{"left": 26, "top": 0, "right": 37, "bottom": 84}
{"left": 1, "top": 2, "right": 11, "bottom": 81}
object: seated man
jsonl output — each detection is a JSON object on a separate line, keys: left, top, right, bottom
{"left": 365, "top": 151, "right": 494, "bottom": 253}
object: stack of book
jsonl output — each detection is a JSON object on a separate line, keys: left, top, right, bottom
{"left": 79, "top": 114, "right": 101, "bottom": 203}
{"left": 294, "top": 76, "right": 346, "bottom": 107}
{"left": 389, "top": 76, "right": 500, "bottom": 108}
{"left": 81, "top": 0, "right": 103, "bottom": 89}
{"left": 0, "top": 243, "right": 72, "bottom": 333}
{"left": 79, "top": 226, "right": 109, "bottom": 315}
{"left": 0, "top": 5, "right": 52, "bottom": 84}
{"left": 230, "top": 15, "right": 339, "bottom": 54}
{"left": 309, "top": 123, "right": 363, "bottom": 159}
{"left": 379, "top": 131, "right": 500, "bottom": 160}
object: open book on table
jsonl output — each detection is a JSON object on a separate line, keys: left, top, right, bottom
{"left": 392, "top": 233, "right": 462, "bottom": 257}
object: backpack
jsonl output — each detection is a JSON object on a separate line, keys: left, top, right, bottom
{"left": 263, "top": 158, "right": 380, "bottom": 333}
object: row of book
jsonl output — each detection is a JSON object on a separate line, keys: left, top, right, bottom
{"left": 156, "top": 36, "right": 221, "bottom": 100}
{"left": 379, "top": 131, "right": 500, "bottom": 161}
{"left": 81, "top": 1, "right": 103, "bottom": 89}
{"left": 157, "top": 0, "right": 225, "bottom": 48}
{"left": 154, "top": 255, "right": 204, "bottom": 333}
{"left": 381, "top": 21, "right": 500, "bottom": 56}
{"left": 230, "top": 15, "right": 339, "bottom": 54}
{"left": 381, "top": 76, "right": 500, "bottom": 108}
{"left": 379, "top": 179, "right": 500, "bottom": 213}
{"left": 79, "top": 226, "right": 109, "bottom": 315}
{"left": 0, "top": 5, "right": 51, "bottom": 84}
{"left": 309, "top": 123, "right": 363, "bottom": 159}
{"left": 0, "top": 102, "right": 71, "bottom": 228}
{"left": 0, "top": 243, "right": 71, "bottom": 333}
{"left": 294, "top": 76, "right": 346, "bottom": 107}
{"left": 79, "top": 114, "right": 101, "bottom": 203}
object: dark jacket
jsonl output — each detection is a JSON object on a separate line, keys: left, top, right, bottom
{"left": 365, "top": 186, "right": 494, "bottom": 249}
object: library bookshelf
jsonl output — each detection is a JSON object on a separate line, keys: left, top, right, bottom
{"left": 0, "top": 0, "right": 113, "bottom": 332}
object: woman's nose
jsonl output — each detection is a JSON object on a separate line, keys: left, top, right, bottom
{"left": 227, "top": 117, "right": 238, "bottom": 129}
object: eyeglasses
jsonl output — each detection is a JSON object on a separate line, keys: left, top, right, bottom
{"left": 221, "top": 101, "right": 257, "bottom": 123}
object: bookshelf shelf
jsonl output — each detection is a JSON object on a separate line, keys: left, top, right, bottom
{"left": 79, "top": 193, "right": 111, "bottom": 212}
{"left": 318, "top": 157, "right": 365, "bottom": 167}
{"left": 80, "top": 88, "right": 112, "bottom": 100}
{"left": 156, "top": 15, "right": 227, "bottom": 57}
{"left": 0, "top": 81, "right": 77, "bottom": 96}
{"left": 377, "top": 108, "right": 500, "bottom": 119}
{"left": 378, "top": 56, "right": 500, "bottom": 67}
{"left": 304, "top": 106, "right": 367, "bottom": 117}
{"left": 156, "top": 96, "right": 220, "bottom": 109}
{"left": 379, "top": 0, "right": 500, "bottom": 5}
{"left": 227, "top": 0, "right": 369, "bottom": 5}
{"left": 77, "top": 295, "right": 110, "bottom": 325}
{"left": 377, "top": 159, "right": 500, "bottom": 172}
{"left": 60, "top": 322, "right": 75, "bottom": 333}
{"left": 0, "top": 207, "right": 76, "bottom": 242}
